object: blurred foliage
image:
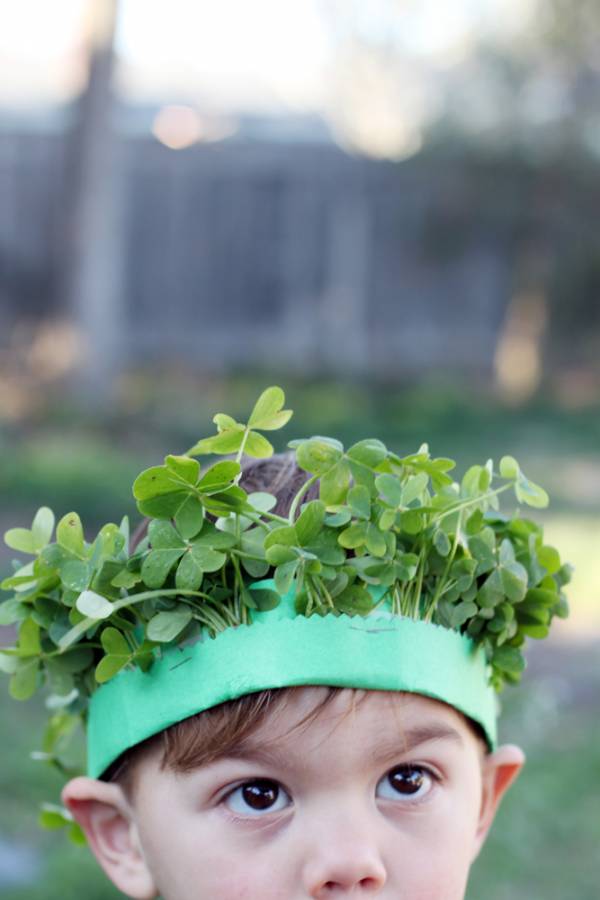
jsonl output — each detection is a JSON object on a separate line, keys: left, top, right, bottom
{"left": 3, "top": 373, "right": 600, "bottom": 521}
{"left": 467, "top": 648, "right": 600, "bottom": 900}
{"left": 326, "top": 0, "right": 600, "bottom": 161}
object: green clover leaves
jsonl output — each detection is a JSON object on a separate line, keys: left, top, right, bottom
{"left": 0, "top": 386, "right": 571, "bottom": 726}
{"left": 187, "top": 385, "right": 292, "bottom": 459}
{"left": 141, "top": 519, "right": 237, "bottom": 592}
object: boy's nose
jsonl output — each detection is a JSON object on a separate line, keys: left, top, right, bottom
{"left": 302, "top": 813, "right": 387, "bottom": 896}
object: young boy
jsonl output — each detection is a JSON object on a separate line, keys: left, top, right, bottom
{"left": 3, "top": 390, "right": 566, "bottom": 900}
{"left": 60, "top": 455, "right": 525, "bottom": 900}
{"left": 63, "top": 684, "right": 524, "bottom": 899}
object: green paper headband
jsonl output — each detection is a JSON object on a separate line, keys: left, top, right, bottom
{"left": 88, "top": 581, "right": 498, "bottom": 778}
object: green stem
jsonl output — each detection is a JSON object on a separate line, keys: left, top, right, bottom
{"left": 258, "top": 510, "right": 289, "bottom": 525}
{"left": 370, "top": 588, "right": 392, "bottom": 614}
{"left": 230, "top": 553, "right": 246, "bottom": 623}
{"left": 434, "top": 484, "right": 513, "bottom": 523}
{"left": 312, "top": 576, "right": 335, "bottom": 610}
{"left": 123, "top": 630, "right": 139, "bottom": 653}
{"left": 44, "top": 643, "right": 103, "bottom": 659}
{"left": 410, "top": 546, "right": 426, "bottom": 619}
{"left": 426, "top": 515, "right": 463, "bottom": 622}
{"left": 58, "top": 588, "right": 220, "bottom": 651}
{"left": 235, "top": 427, "right": 251, "bottom": 466}
{"left": 192, "top": 606, "right": 227, "bottom": 635}
{"left": 240, "top": 508, "right": 289, "bottom": 528}
{"left": 177, "top": 594, "right": 236, "bottom": 628}
{"left": 229, "top": 549, "right": 267, "bottom": 562}
{"left": 305, "top": 579, "right": 318, "bottom": 614}
{"left": 210, "top": 599, "right": 238, "bottom": 627}
{"left": 388, "top": 585, "right": 398, "bottom": 617}
{"left": 288, "top": 474, "right": 319, "bottom": 524}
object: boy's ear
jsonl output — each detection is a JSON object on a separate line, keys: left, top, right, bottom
{"left": 471, "top": 743, "right": 526, "bottom": 861}
{"left": 62, "top": 776, "right": 158, "bottom": 899}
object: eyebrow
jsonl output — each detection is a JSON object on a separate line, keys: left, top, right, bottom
{"left": 370, "top": 724, "right": 465, "bottom": 763}
{"left": 214, "top": 723, "right": 464, "bottom": 771}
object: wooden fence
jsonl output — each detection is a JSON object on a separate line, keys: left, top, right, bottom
{"left": 2, "top": 131, "right": 569, "bottom": 378}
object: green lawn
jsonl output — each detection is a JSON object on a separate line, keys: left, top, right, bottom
{"left": 467, "top": 642, "right": 600, "bottom": 899}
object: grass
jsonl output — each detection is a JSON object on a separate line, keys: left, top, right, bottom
{"left": 467, "top": 646, "right": 600, "bottom": 899}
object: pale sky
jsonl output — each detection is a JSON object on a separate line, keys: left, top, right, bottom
{"left": 0, "top": 0, "right": 537, "bottom": 109}
{"left": 116, "top": 0, "right": 332, "bottom": 110}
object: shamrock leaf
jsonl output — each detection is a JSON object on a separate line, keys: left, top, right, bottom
{"left": 164, "top": 454, "right": 200, "bottom": 485}
{"left": 56, "top": 513, "right": 85, "bottom": 557}
{"left": 347, "top": 485, "right": 371, "bottom": 521}
{"left": 375, "top": 474, "right": 402, "bottom": 508}
{"left": 141, "top": 521, "right": 186, "bottom": 589}
{"left": 294, "top": 437, "right": 344, "bottom": 476}
{"left": 10, "top": 659, "right": 40, "bottom": 700}
{"left": 95, "top": 628, "right": 133, "bottom": 683}
{"left": 187, "top": 390, "right": 287, "bottom": 460}
{"left": 147, "top": 608, "right": 193, "bottom": 642}
{"left": 76, "top": 590, "right": 114, "bottom": 620}
{"left": 295, "top": 501, "right": 326, "bottom": 545}
{"left": 346, "top": 439, "right": 387, "bottom": 468}
{"left": 4, "top": 507, "right": 55, "bottom": 555}
{"left": 18, "top": 617, "right": 41, "bottom": 656}
{"left": 247, "top": 386, "right": 293, "bottom": 431}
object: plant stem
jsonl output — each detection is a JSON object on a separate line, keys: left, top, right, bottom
{"left": 230, "top": 553, "right": 249, "bottom": 624}
{"left": 58, "top": 588, "right": 223, "bottom": 650}
{"left": 192, "top": 606, "right": 227, "bottom": 635}
{"left": 259, "top": 510, "right": 291, "bottom": 525}
{"left": 235, "top": 427, "right": 251, "bottom": 466}
{"left": 410, "top": 546, "right": 426, "bottom": 619}
{"left": 229, "top": 549, "right": 267, "bottom": 562}
{"left": 435, "top": 484, "right": 513, "bottom": 523}
{"left": 288, "top": 474, "right": 319, "bottom": 524}
{"left": 426, "top": 515, "right": 463, "bottom": 622}
{"left": 313, "top": 576, "right": 335, "bottom": 610}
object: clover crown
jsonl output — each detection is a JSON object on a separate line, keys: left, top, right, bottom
{"left": 0, "top": 386, "right": 571, "bottom": 835}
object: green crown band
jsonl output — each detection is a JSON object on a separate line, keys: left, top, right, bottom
{"left": 88, "top": 583, "right": 498, "bottom": 778}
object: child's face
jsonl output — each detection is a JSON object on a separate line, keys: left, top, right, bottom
{"left": 65, "top": 688, "right": 524, "bottom": 900}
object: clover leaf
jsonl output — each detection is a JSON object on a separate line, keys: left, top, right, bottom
{"left": 187, "top": 387, "right": 291, "bottom": 460}
{"left": 4, "top": 507, "right": 55, "bottom": 555}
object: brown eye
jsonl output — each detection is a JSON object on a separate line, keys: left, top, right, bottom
{"left": 242, "top": 780, "right": 279, "bottom": 809}
{"left": 377, "top": 765, "right": 435, "bottom": 801}
{"left": 225, "top": 779, "right": 291, "bottom": 816}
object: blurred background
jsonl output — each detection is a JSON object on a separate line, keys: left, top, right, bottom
{"left": 1, "top": 1, "right": 599, "bottom": 897}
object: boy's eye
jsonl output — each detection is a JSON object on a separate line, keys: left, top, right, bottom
{"left": 224, "top": 779, "right": 291, "bottom": 816}
{"left": 376, "top": 765, "right": 436, "bottom": 801}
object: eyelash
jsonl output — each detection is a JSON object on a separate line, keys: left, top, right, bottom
{"left": 222, "top": 779, "right": 291, "bottom": 819}
{"left": 220, "top": 764, "right": 441, "bottom": 819}
{"left": 376, "top": 765, "right": 439, "bottom": 804}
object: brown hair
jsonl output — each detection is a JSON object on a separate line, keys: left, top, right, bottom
{"left": 107, "top": 685, "right": 361, "bottom": 796}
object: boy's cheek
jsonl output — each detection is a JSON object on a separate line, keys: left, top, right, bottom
{"left": 137, "top": 822, "right": 278, "bottom": 900}
{"left": 390, "top": 793, "right": 482, "bottom": 898}
{"left": 137, "top": 823, "right": 478, "bottom": 900}
{"left": 394, "top": 829, "right": 478, "bottom": 900}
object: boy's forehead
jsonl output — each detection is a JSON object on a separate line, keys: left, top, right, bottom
{"left": 232, "top": 688, "right": 472, "bottom": 757}
{"left": 131, "top": 688, "right": 485, "bottom": 794}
